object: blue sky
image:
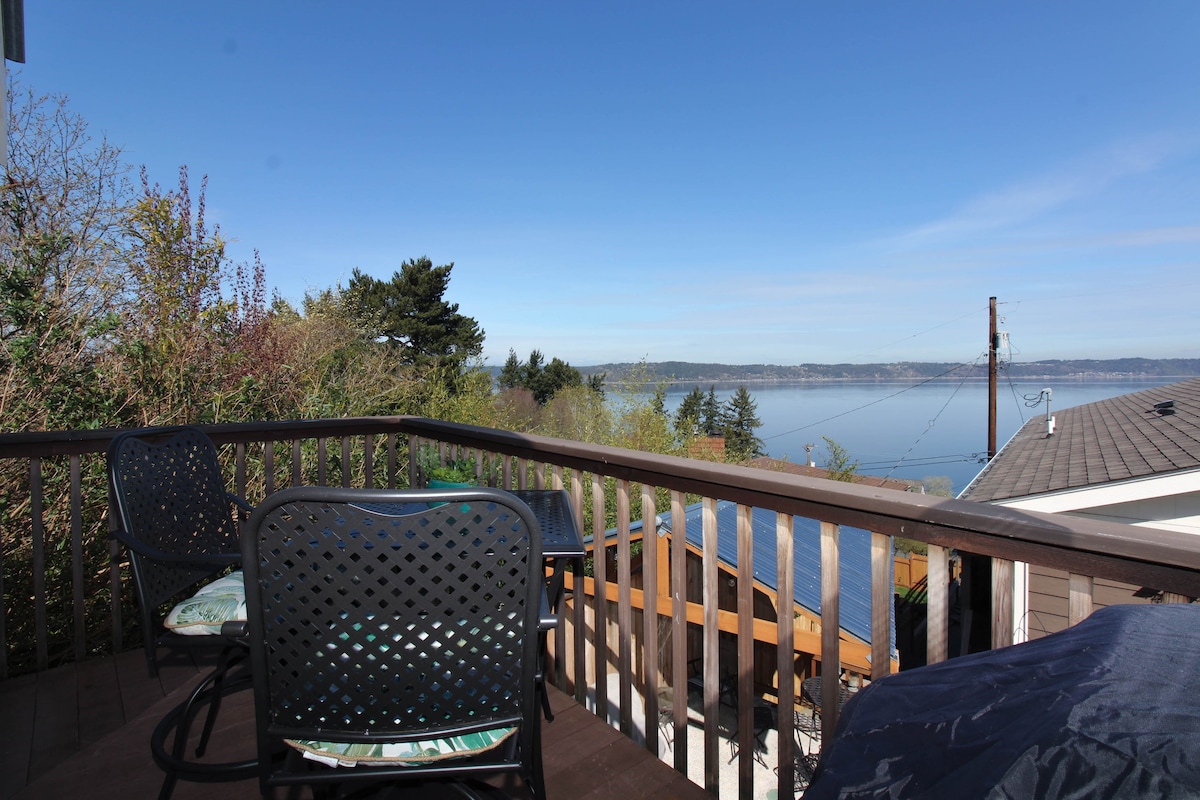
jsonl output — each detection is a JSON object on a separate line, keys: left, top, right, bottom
{"left": 18, "top": 2, "right": 1200, "bottom": 367}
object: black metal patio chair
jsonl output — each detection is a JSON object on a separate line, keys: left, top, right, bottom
{"left": 107, "top": 425, "right": 258, "bottom": 798}
{"left": 239, "top": 486, "right": 547, "bottom": 799}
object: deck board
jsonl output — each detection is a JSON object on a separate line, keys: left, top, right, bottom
{"left": 0, "top": 673, "right": 36, "bottom": 799}
{"left": 27, "top": 663, "right": 79, "bottom": 780}
{"left": 2, "top": 653, "right": 713, "bottom": 800}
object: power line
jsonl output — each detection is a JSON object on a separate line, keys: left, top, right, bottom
{"left": 883, "top": 362, "right": 978, "bottom": 481}
{"left": 762, "top": 358, "right": 983, "bottom": 442}
{"left": 857, "top": 452, "right": 987, "bottom": 470}
{"left": 845, "top": 304, "right": 989, "bottom": 361}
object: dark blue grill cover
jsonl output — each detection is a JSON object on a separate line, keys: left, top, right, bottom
{"left": 805, "top": 603, "right": 1200, "bottom": 799}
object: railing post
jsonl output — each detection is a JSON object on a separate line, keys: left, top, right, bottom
{"left": 927, "top": 544, "right": 949, "bottom": 664}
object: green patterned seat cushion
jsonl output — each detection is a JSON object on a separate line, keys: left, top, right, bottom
{"left": 285, "top": 726, "right": 516, "bottom": 767}
{"left": 163, "top": 570, "right": 246, "bottom": 635}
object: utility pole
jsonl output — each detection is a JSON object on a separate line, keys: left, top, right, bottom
{"left": 1, "top": 0, "right": 27, "bottom": 173}
{"left": 988, "top": 296, "right": 998, "bottom": 461}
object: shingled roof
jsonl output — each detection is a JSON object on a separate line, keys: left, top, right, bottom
{"left": 961, "top": 377, "right": 1200, "bottom": 503}
{"left": 746, "top": 456, "right": 923, "bottom": 492}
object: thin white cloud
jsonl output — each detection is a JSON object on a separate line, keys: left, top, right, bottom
{"left": 893, "top": 134, "right": 1195, "bottom": 247}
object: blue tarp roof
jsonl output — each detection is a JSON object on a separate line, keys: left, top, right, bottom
{"left": 621, "top": 501, "right": 893, "bottom": 649}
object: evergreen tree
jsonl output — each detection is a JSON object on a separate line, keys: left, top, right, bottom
{"left": 701, "top": 386, "right": 724, "bottom": 434}
{"left": 650, "top": 386, "right": 667, "bottom": 416}
{"left": 542, "top": 357, "right": 583, "bottom": 404}
{"left": 723, "top": 385, "right": 764, "bottom": 460}
{"left": 586, "top": 372, "right": 606, "bottom": 398}
{"left": 498, "top": 349, "right": 522, "bottom": 389}
{"left": 502, "top": 349, "right": 586, "bottom": 405}
{"left": 674, "top": 386, "right": 705, "bottom": 438}
{"left": 345, "top": 257, "right": 484, "bottom": 369}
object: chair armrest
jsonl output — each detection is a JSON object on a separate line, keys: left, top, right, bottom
{"left": 109, "top": 527, "right": 241, "bottom": 567}
{"left": 221, "top": 620, "right": 249, "bottom": 639}
{"left": 227, "top": 492, "right": 255, "bottom": 514}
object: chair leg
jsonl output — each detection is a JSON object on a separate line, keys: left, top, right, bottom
{"left": 530, "top": 716, "right": 547, "bottom": 799}
{"left": 150, "top": 669, "right": 258, "bottom": 798}
{"left": 537, "top": 632, "right": 555, "bottom": 722}
{"left": 195, "top": 647, "right": 246, "bottom": 757}
{"left": 157, "top": 772, "right": 179, "bottom": 800}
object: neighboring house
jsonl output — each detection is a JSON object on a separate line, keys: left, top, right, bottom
{"left": 747, "top": 456, "right": 924, "bottom": 493}
{"left": 960, "top": 377, "right": 1200, "bottom": 640}
{"left": 591, "top": 497, "right": 897, "bottom": 700}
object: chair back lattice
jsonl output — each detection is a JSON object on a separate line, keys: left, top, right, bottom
{"left": 108, "top": 427, "right": 241, "bottom": 612}
{"left": 242, "top": 487, "right": 543, "bottom": 746}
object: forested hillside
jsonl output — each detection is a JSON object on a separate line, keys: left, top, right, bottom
{"left": 578, "top": 358, "right": 1200, "bottom": 384}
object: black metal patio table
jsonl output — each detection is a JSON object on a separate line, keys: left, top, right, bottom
{"left": 507, "top": 488, "right": 586, "bottom": 612}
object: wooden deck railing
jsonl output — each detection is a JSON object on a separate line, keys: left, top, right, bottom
{"left": 4, "top": 416, "right": 1200, "bottom": 799}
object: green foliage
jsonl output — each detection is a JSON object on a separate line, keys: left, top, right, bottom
{"left": 674, "top": 386, "right": 706, "bottom": 438}
{"left": 723, "top": 384, "right": 764, "bottom": 461}
{"left": 702, "top": 387, "right": 724, "bottom": 434}
{"left": 607, "top": 362, "right": 679, "bottom": 456}
{"left": 895, "top": 538, "right": 929, "bottom": 556}
{"left": 114, "top": 167, "right": 289, "bottom": 425}
{"left": 822, "top": 435, "right": 860, "bottom": 482}
{"left": 418, "top": 445, "right": 478, "bottom": 483}
{"left": 498, "top": 348, "right": 592, "bottom": 406}
{"left": 498, "top": 349, "right": 523, "bottom": 389}
{"left": 1, "top": 83, "right": 131, "bottom": 433}
{"left": 922, "top": 475, "right": 954, "bottom": 497}
{"left": 345, "top": 257, "right": 484, "bottom": 370}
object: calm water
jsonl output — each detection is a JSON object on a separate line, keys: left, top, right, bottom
{"left": 660, "top": 378, "right": 1175, "bottom": 495}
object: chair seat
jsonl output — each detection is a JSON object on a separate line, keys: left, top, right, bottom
{"left": 164, "top": 570, "right": 246, "bottom": 635}
{"left": 285, "top": 727, "right": 516, "bottom": 768}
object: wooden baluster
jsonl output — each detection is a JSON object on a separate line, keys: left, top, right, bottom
{"left": 616, "top": 480, "right": 633, "bottom": 738}
{"left": 1068, "top": 573, "right": 1094, "bottom": 625}
{"left": 642, "top": 484, "right": 659, "bottom": 755}
{"left": 871, "top": 531, "right": 892, "bottom": 679}
{"left": 776, "top": 512, "right": 796, "bottom": 799}
{"left": 71, "top": 455, "right": 85, "bottom": 661}
{"left": 992, "top": 557, "right": 1014, "bottom": 648}
{"left": 702, "top": 496, "right": 720, "bottom": 794}
{"left": 927, "top": 545, "right": 949, "bottom": 664}
{"left": 819, "top": 521, "right": 841, "bottom": 752}
{"left": 671, "top": 490, "right": 690, "bottom": 776}
{"left": 736, "top": 504, "right": 755, "bottom": 795}
{"left": 591, "top": 473, "right": 609, "bottom": 721}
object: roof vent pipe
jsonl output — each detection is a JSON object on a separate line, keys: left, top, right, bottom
{"left": 1043, "top": 388, "right": 1055, "bottom": 437}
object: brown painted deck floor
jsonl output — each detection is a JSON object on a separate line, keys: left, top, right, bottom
{"left": 1, "top": 650, "right": 711, "bottom": 800}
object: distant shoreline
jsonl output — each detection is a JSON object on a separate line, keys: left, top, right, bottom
{"left": 566, "top": 358, "right": 1200, "bottom": 385}
{"left": 647, "top": 375, "right": 1193, "bottom": 386}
